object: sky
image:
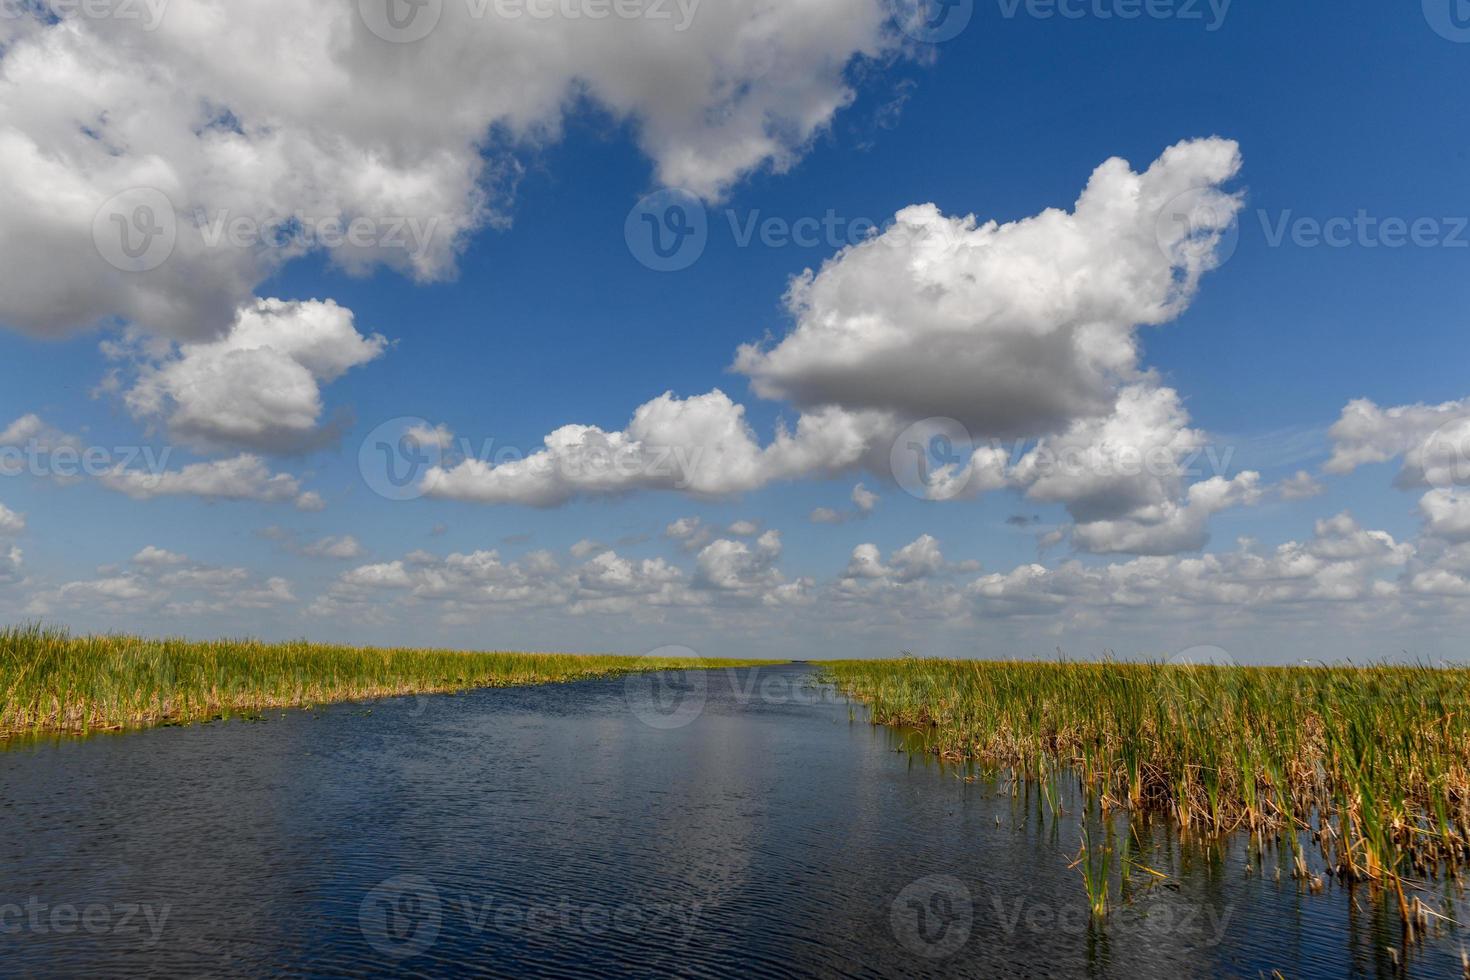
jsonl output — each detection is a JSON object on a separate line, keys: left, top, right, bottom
{"left": 0, "top": 0, "right": 1468, "bottom": 663}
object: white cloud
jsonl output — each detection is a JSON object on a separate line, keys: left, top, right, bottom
{"left": 1070, "top": 472, "right": 1263, "bottom": 556}
{"left": 734, "top": 138, "right": 1243, "bottom": 437}
{"left": 300, "top": 535, "right": 365, "bottom": 560}
{"left": 99, "top": 453, "right": 319, "bottom": 508}
{"left": 1279, "top": 470, "right": 1325, "bottom": 500}
{"left": 425, "top": 390, "right": 886, "bottom": 506}
{"left": 413, "top": 140, "right": 1251, "bottom": 559}
{"left": 1326, "top": 396, "right": 1470, "bottom": 486}
{"left": 570, "top": 539, "right": 608, "bottom": 559}
{"left": 26, "top": 552, "right": 295, "bottom": 617}
{"left": 970, "top": 513, "right": 1411, "bottom": 613}
{"left": 1420, "top": 490, "right": 1470, "bottom": 543}
{"left": 117, "top": 298, "right": 386, "bottom": 452}
{"left": 695, "top": 531, "right": 785, "bottom": 595}
{"left": 0, "top": 545, "right": 21, "bottom": 583}
{"left": 0, "top": 0, "right": 901, "bottom": 339}
{"left": 133, "top": 545, "right": 188, "bottom": 566}
{"left": 0, "top": 503, "right": 25, "bottom": 536}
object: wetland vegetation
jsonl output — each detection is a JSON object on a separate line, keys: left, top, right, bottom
{"left": 823, "top": 656, "right": 1470, "bottom": 943}
{"left": 0, "top": 624, "right": 773, "bottom": 739}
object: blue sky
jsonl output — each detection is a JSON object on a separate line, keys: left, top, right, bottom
{"left": 0, "top": 0, "right": 1467, "bottom": 661}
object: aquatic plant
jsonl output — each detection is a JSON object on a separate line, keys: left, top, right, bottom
{"left": 0, "top": 624, "right": 775, "bottom": 738}
{"left": 823, "top": 656, "right": 1470, "bottom": 936}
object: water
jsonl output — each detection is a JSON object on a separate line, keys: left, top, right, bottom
{"left": 1, "top": 664, "right": 1464, "bottom": 977}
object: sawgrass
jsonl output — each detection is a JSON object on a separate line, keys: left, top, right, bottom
{"left": 1, "top": 624, "right": 774, "bottom": 738}
{"left": 823, "top": 657, "right": 1470, "bottom": 935}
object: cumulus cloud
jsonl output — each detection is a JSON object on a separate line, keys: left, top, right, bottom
{"left": 413, "top": 140, "right": 1251, "bottom": 558}
{"left": 425, "top": 390, "right": 887, "bottom": 506}
{"left": 1280, "top": 470, "right": 1325, "bottom": 500}
{"left": 116, "top": 298, "right": 386, "bottom": 452}
{"left": 1326, "top": 397, "right": 1470, "bottom": 486}
{"left": 301, "top": 535, "right": 365, "bottom": 560}
{"left": 1327, "top": 395, "right": 1470, "bottom": 552}
{"left": 133, "top": 545, "right": 188, "bottom": 566}
{"left": 0, "top": 503, "right": 25, "bottom": 536}
{"left": 810, "top": 482, "right": 880, "bottom": 524}
{"left": 971, "top": 512, "right": 1411, "bottom": 613}
{"left": 694, "top": 531, "right": 785, "bottom": 594}
{"left": 1069, "top": 472, "right": 1263, "bottom": 556}
{"left": 99, "top": 453, "right": 320, "bottom": 508}
{"left": 1420, "top": 490, "right": 1470, "bottom": 543}
{"left": 839, "top": 534, "right": 971, "bottom": 588}
{"left": 26, "top": 551, "right": 295, "bottom": 618}
{"left": 735, "top": 138, "right": 1243, "bottom": 436}
{"left": 0, "top": 0, "right": 901, "bottom": 339}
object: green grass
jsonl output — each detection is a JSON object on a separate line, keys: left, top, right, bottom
{"left": 823, "top": 657, "right": 1470, "bottom": 934}
{"left": 0, "top": 624, "right": 776, "bottom": 738}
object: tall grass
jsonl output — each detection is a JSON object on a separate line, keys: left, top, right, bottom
{"left": 1, "top": 624, "right": 774, "bottom": 738}
{"left": 824, "top": 657, "right": 1470, "bottom": 934}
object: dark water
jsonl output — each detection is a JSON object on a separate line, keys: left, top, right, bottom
{"left": 1, "top": 664, "right": 1465, "bottom": 977}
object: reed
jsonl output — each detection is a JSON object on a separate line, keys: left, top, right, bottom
{"left": 1, "top": 624, "right": 775, "bottom": 738}
{"left": 823, "top": 656, "right": 1470, "bottom": 932}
